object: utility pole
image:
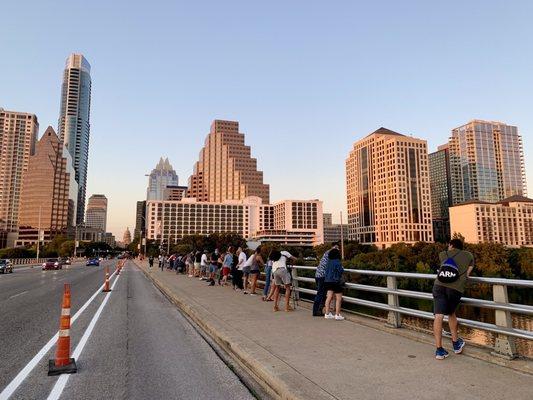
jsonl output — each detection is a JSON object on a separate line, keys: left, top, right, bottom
{"left": 36, "top": 206, "right": 42, "bottom": 261}
{"left": 74, "top": 225, "right": 78, "bottom": 258}
{"left": 340, "top": 211, "right": 345, "bottom": 260}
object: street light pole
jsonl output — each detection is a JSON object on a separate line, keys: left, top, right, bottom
{"left": 340, "top": 211, "right": 345, "bottom": 260}
{"left": 36, "top": 206, "right": 42, "bottom": 261}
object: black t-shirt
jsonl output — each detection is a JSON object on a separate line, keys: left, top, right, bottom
{"left": 195, "top": 253, "right": 202, "bottom": 263}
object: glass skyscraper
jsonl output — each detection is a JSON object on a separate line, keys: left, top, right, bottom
{"left": 58, "top": 54, "right": 92, "bottom": 225}
{"left": 147, "top": 158, "right": 179, "bottom": 201}
{"left": 449, "top": 120, "right": 527, "bottom": 204}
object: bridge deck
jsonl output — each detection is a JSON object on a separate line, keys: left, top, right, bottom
{"left": 136, "top": 261, "right": 532, "bottom": 400}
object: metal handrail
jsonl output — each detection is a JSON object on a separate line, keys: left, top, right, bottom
{"left": 293, "top": 266, "right": 533, "bottom": 288}
{"left": 289, "top": 265, "right": 533, "bottom": 357}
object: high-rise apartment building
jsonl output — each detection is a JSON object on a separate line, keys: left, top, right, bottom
{"left": 17, "top": 127, "right": 78, "bottom": 246}
{"left": 0, "top": 108, "right": 39, "bottom": 244}
{"left": 163, "top": 185, "right": 187, "bottom": 201}
{"left": 58, "top": 54, "right": 92, "bottom": 224}
{"left": 346, "top": 127, "right": 433, "bottom": 248}
{"left": 322, "top": 213, "right": 348, "bottom": 243}
{"left": 429, "top": 144, "right": 453, "bottom": 242}
{"left": 134, "top": 200, "right": 146, "bottom": 240}
{"left": 449, "top": 120, "right": 527, "bottom": 204}
{"left": 187, "top": 120, "right": 270, "bottom": 204}
{"left": 450, "top": 196, "right": 533, "bottom": 247}
{"left": 86, "top": 194, "right": 107, "bottom": 231}
{"left": 147, "top": 158, "right": 179, "bottom": 201}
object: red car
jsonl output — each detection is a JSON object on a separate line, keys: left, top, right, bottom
{"left": 42, "top": 258, "right": 63, "bottom": 270}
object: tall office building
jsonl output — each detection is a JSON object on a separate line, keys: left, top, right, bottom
{"left": 0, "top": 108, "right": 39, "bottom": 244}
{"left": 449, "top": 120, "right": 527, "bottom": 204}
{"left": 346, "top": 128, "right": 433, "bottom": 248}
{"left": 134, "top": 200, "right": 146, "bottom": 240}
{"left": 86, "top": 194, "right": 107, "bottom": 231}
{"left": 187, "top": 120, "right": 270, "bottom": 204}
{"left": 146, "top": 158, "right": 179, "bottom": 200}
{"left": 17, "top": 127, "right": 78, "bottom": 246}
{"left": 429, "top": 144, "right": 453, "bottom": 242}
{"left": 58, "top": 53, "right": 92, "bottom": 224}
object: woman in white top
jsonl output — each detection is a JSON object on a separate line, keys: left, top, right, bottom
{"left": 270, "top": 250, "right": 297, "bottom": 312}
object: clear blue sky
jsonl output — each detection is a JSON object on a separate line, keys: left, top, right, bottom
{"left": 1, "top": 0, "right": 532, "bottom": 238}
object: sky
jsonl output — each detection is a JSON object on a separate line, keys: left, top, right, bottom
{"left": 1, "top": 0, "right": 532, "bottom": 238}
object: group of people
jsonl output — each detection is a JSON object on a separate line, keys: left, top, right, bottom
{"left": 147, "top": 237, "right": 474, "bottom": 360}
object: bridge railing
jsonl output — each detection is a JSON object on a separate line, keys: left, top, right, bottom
{"left": 289, "top": 266, "right": 533, "bottom": 359}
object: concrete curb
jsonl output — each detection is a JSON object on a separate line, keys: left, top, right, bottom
{"left": 134, "top": 261, "right": 338, "bottom": 400}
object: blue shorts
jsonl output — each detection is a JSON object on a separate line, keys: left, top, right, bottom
{"left": 209, "top": 264, "right": 218, "bottom": 274}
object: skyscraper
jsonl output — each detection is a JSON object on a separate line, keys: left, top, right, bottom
{"left": 449, "top": 120, "right": 527, "bottom": 204}
{"left": 0, "top": 108, "right": 39, "bottom": 245}
{"left": 17, "top": 127, "right": 78, "bottom": 245}
{"left": 187, "top": 120, "right": 270, "bottom": 204}
{"left": 146, "top": 158, "right": 179, "bottom": 200}
{"left": 346, "top": 127, "right": 433, "bottom": 248}
{"left": 86, "top": 194, "right": 107, "bottom": 231}
{"left": 134, "top": 200, "right": 146, "bottom": 240}
{"left": 429, "top": 144, "right": 452, "bottom": 242}
{"left": 58, "top": 53, "right": 92, "bottom": 224}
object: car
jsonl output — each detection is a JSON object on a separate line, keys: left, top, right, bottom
{"left": 86, "top": 258, "right": 100, "bottom": 266}
{"left": 58, "top": 257, "right": 71, "bottom": 265}
{"left": 0, "top": 259, "right": 13, "bottom": 274}
{"left": 42, "top": 258, "right": 63, "bottom": 270}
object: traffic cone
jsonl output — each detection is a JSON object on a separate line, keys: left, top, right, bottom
{"left": 102, "top": 267, "right": 111, "bottom": 292}
{"left": 116, "top": 262, "right": 120, "bottom": 275}
{"left": 48, "top": 284, "right": 77, "bottom": 375}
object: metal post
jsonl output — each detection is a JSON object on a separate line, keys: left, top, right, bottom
{"left": 36, "top": 206, "right": 42, "bottom": 261}
{"left": 340, "top": 211, "right": 345, "bottom": 260}
{"left": 386, "top": 276, "right": 401, "bottom": 328}
{"left": 291, "top": 267, "right": 300, "bottom": 302}
{"left": 491, "top": 284, "right": 517, "bottom": 359}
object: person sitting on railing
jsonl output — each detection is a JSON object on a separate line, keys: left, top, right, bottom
{"left": 323, "top": 248, "right": 345, "bottom": 321}
{"left": 433, "top": 238, "right": 474, "bottom": 360}
{"left": 313, "top": 242, "right": 340, "bottom": 317}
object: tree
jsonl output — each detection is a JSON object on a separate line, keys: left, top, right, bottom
{"left": 59, "top": 241, "right": 75, "bottom": 257}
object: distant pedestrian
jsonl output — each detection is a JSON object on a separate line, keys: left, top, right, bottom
{"left": 433, "top": 238, "right": 474, "bottom": 360}
{"left": 186, "top": 252, "right": 194, "bottom": 277}
{"left": 221, "top": 247, "right": 234, "bottom": 286}
{"left": 200, "top": 250, "right": 209, "bottom": 280}
{"left": 262, "top": 258, "right": 274, "bottom": 301}
{"left": 247, "top": 247, "right": 264, "bottom": 295}
{"left": 158, "top": 255, "right": 163, "bottom": 270}
{"left": 148, "top": 255, "right": 154, "bottom": 268}
{"left": 270, "top": 249, "right": 297, "bottom": 312}
{"left": 238, "top": 248, "right": 249, "bottom": 293}
{"left": 323, "top": 248, "right": 345, "bottom": 321}
{"left": 208, "top": 252, "right": 218, "bottom": 286}
{"left": 313, "top": 242, "right": 340, "bottom": 317}
{"left": 233, "top": 247, "right": 246, "bottom": 291}
{"left": 194, "top": 251, "right": 202, "bottom": 277}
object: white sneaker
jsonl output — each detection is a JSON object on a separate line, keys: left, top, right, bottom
{"left": 334, "top": 314, "right": 345, "bottom": 321}
{"left": 188, "top": 275, "right": 193, "bottom": 277}
{"left": 324, "top": 313, "right": 334, "bottom": 319}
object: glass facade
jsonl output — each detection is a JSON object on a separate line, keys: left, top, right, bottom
{"left": 429, "top": 147, "right": 452, "bottom": 242}
{"left": 58, "top": 54, "right": 92, "bottom": 225}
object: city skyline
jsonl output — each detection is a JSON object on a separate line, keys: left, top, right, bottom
{"left": 2, "top": 1, "right": 533, "bottom": 238}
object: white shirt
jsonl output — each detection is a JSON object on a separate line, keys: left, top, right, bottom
{"left": 200, "top": 253, "right": 208, "bottom": 266}
{"left": 243, "top": 254, "right": 255, "bottom": 268}
{"left": 272, "top": 251, "right": 293, "bottom": 272}
{"left": 237, "top": 252, "right": 247, "bottom": 270}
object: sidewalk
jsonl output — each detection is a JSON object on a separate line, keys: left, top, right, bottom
{"left": 135, "top": 261, "right": 533, "bottom": 400}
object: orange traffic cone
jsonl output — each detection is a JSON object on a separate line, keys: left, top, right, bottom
{"left": 102, "top": 267, "right": 111, "bottom": 292}
{"left": 116, "top": 262, "right": 120, "bottom": 275}
{"left": 48, "top": 284, "right": 77, "bottom": 375}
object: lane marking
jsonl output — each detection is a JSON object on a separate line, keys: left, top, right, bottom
{"left": 8, "top": 291, "right": 28, "bottom": 300}
{"left": 46, "top": 267, "right": 123, "bottom": 400}
{"left": 0, "top": 269, "right": 118, "bottom": 400}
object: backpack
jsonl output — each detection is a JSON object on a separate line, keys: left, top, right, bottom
{"left": 437, "top": 252, "right": 461, "bottom": 283}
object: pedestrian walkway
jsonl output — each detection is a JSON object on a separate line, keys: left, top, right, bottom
{"left": 135, "top": 260, "right": 532, "bottom": 400}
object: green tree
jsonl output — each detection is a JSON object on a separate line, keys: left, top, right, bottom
{"left": 59, "top": 241, "right": 75, "bottom": 257}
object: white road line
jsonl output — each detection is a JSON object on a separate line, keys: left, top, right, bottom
{"left": 8, "top": 291, "right": 28, "bottom": 300}
{"left": 0, "top": 269, "right": 118, "bottom": 400}
{"left": 46, "top": 268, "right": 123, "bottom": 400}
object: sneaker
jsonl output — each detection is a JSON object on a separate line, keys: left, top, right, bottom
{"left": 243, "top": 291, "right": 248, "bottom": 294}
{"left": 453, "top": 338, "right": 465, "bottom": 354}
{"left": 435, "top": 347, "right": 449, "bottom": 360}
{"left": 334, "top": 314, "right": 345, "bottom": 321}
{"left": 249, "top": 293, "right": 257, "bottom": 296}
{"left": 188, "top": 275, "right": 193, "bottom": 278}
{"left": 324, "top": 313, "right": 334, "bottom": 319}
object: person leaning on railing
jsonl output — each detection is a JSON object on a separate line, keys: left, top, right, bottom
{"left": 313, "top": 242, "right": 340, "bottom": 317}
{"left": 323, "top": 248, "right": 345, "bottom": 321}
{"left": 433, "top": 238, "right": 474, "bottom": 360}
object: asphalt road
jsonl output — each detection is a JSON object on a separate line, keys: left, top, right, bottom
{"left": 0, "top": 260, "right": 254, "bottom": 400}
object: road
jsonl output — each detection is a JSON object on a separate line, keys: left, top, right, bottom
{"left": 0, "top": 260, "right": 254, "bottom": 400}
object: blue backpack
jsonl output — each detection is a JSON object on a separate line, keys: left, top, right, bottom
{"left": 437, "top": 252, "right": 460, "bottom": 283}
